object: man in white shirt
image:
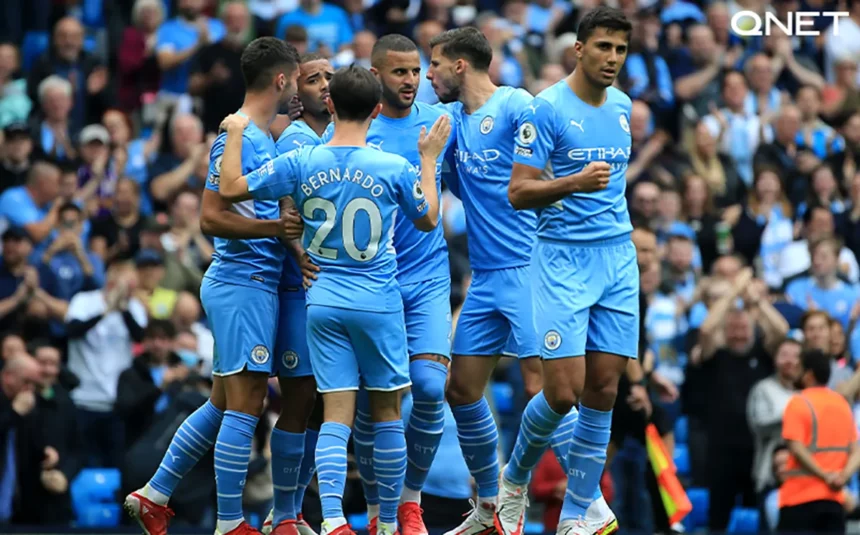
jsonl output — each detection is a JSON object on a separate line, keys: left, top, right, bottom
{"left": 778, "top": 205, "right": 859, "bottom": 288}
{"left": 65, "top": 261, "right": 148, "bottom": 467}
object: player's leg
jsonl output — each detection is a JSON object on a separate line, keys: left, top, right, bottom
{"left": 212, "top": 283, "right": 279, "bottom": 535}
{"left": 266, "top": 293, "right": 319, "bottom": 535}
{"left": 306, "top": 305, "right": 361, "bottom": 535}
{"left": 124, "top": 279, "right": 231, "bottom": 534}
{"left": 353, "top": 388, "right": 379, "bottom": 529}
{"left": 560, "top": 240, "right": 639, "bottom": 535}
{"left": 353, "top": 308, "right": 412, "bottom": 535}
{"left": 445, "top": 271, "right": 509, "bottom": 535}
{"left": 398, "top": 277, "right": 453, "bottom": 535}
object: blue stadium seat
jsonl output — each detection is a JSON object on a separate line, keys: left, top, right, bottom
{"left": 21, "top": 31, "right": 49, "bottom": 71}
{"left": 727, "top": 507, "right": 760, "bottom": 533}
{"left": 674, "top": 415, "right": 688, "bottom": 444}
{"left": 348, "top": 513, "right": 368, "bottom": 530}
{"left": 524, "top": 521, "right": 544, "bottom": 534}
{"left": 684, "top": 487, "right": 709, "bottom": 531}
{"left": 70, "top": 467, "right": 121, "bottom": 516}
{"left": 491, "top": 382, "right": 514, "bottom": 414}
{"left": 673, "top": 444, "right": 690, "bottom": 477}
{"left": 82, "top": 0, "right": 105, "bottom": 28}
{"left": 76, "top": 503, "right": 120, "bottom": 528}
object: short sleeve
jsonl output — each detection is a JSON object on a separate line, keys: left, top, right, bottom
{"left": 247, "top": 150, "right": 302, "bottom": 201}
{"left": 513, "top": 97, "right": 556, "bottom": 170}
{"left": 155, "top": 24, "right": 177, "bottom": 53}
{"left": 0, "top": 191, "right": 40, "bottom": 226}
{"left": 205, "top": 136, "right": 226, "bottom": 193}
{"left": 65, "top": 292, "right": 100, "bottom": 322}
{"left": 784, "top": 279, "right": 806, "bottom": 307}
{"left": 782, "top": 396, "right": 810, "bottom": 443}
{"left": 396, "top": 163, "right": 429, "bottom": 221}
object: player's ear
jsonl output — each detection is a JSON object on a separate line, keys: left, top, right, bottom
{"left": 574, "top": 41, "right": 584, "bottom": 59}
{"left": 369, "top": 66, "right": 379, "bottom": 78}
{"left": 324, "top": 96, "right": 335, "bottom": 116}
{"left": 454, "top": 58, "right": 466, "bottom": 75}
{"left": 370, "top": 102, "right": 383, "bottom": 119}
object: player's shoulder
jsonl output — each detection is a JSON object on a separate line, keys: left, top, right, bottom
{"left": 359, "top": 146, "right": 409, "bottom": 167}
{"left": 209, "top": 132, "right": 227, "bottom": 156}
{"left": 606, "top": 86, "right": 633, "bottom": 110}
{"left": 499, "top": 85, "right": 533, "bottom": 108}
{"left": 415, "top": 101, "right": 447, "bottom": 120}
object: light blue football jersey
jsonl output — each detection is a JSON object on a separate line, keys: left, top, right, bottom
{"left": 446, "top": 86, "right": 537, "bottom": 270}
{"left": 367, "top": 102, "right": 453, "bottom": 285}
{"left": 275, "top": 119, "right": 327, "bottom": 291}
{"left": 513, "top": 82, "right": 634, "bottom": 243}
{"left": 204, "top": 123, "right": 284, "bottom": 292}
{"left": 244, "top": 145, "right": 429, "bottom": 312}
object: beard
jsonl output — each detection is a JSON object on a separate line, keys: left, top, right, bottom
{"left": 382, "top": 84, "right": 413, "bottom": 110}
{"left": 436, "top": 83, "right": 461, "bottom": 104}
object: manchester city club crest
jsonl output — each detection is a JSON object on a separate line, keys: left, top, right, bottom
{"left": 544, "top": 330, "right": 562, "bottom": 351}
{"left": 480, "top": 116, "right": 494, "bottom": 134}
{"left": 251, "top": 345, "right": 270, "bottom": 364}
{"left": 282, "top": 350, "right": 299, "bottom": 370}
{"left": 619, "top": 114, "right": 630, "bottom": 134}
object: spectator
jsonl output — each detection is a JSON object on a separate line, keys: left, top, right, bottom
{"left": 283, "top": 24, "right": 309, "bottom": 55}
{"left": 778, "top": 205, "right": 858, "bottom": 287}
{"left": 31, "top": 76, "right": 76, "bottom": 162}
{"left": 155, "top": 0, "right": 226, "bottom": 102}
{"left": 796, "top": 85, "right": 843, "bottom": 160}
{"left": 753, "top": 105, "right": 812, "bottom": 205}
{"left": 0, "top": 355, "right": 40, "bottom": 524}
{"left": 0, "top": 160, "right": 61, "bottom": 249}
{"left": 189, "top": 1, "right": 251, "bottom": 135}
{"left": 0, "top": 43, "right": 31, "bottom": 129}
{"left": 14, "top": 342, "right": 79, "bottom": 525}
{"left": 76, "top": 124, "right": 117, "bottom": 219}
{"left": 102, "top": 108, "right": 160, "bottom": 216}
{"left": 133, "top": 248, "right": 178, "bottom": 320}
{"left": 0, "top": 334, "right": 25, "bottom": 361}
{"left": 139, "top": 213, "right": 202, "bottom": 296}
{"left": 89, "top": 178, "right": 145, "bottom": 263}
{"left": 147, "top": 113, "right": 206, "bottom": 208}
{"left": 115, "top": 319, "right": 188, "bottom": 447}
{"left": 0, "top": 123, "right": 33, "bottom": 194}
{"left": 797, "top": 164, "right": 847, "bottom": 221}
{"left": 824, "top": 111, "right": 860, "bottom": 188}
{"left": 26, "top": 17, "right": 109, "bottom": 135}
{"left": 162, "top": 188, "right": 213, "bottom": 271}
{"left": 65, "top": 260, "right": 146, "bottom": 467}
{"left": 0, "top": 229, "right": 38, "bottom": 335}
{"left": 785, "top": 237, "right": 860, "bottom": 328}
{"left": 118, "top": 0, "right": 164, "bottom": 114}
{"left": 681, "top": 119, "right": 746, "bottom": 209}
{"left": 747, "top": 338, "right": 801, "bottom": 498}
{"left": 671, "top": 24, "right": 728, "bottom": 119}
{"left": 171, "top": 291, "right": 213, "bottom": 375}
{"left": 275, "top": 0, "right": 354, "bottom": 55}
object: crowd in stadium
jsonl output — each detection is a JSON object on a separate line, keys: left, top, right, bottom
{"left": 0, "top": 0, "right": 860, "bottom": 534}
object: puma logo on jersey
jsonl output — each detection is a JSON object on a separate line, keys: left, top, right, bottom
{"left": 569, "top": 119, "right": 585, "bottom": 133}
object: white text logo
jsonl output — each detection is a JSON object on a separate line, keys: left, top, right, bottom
{"left": 730, "top": 10, "right": 848, "bottom": 36}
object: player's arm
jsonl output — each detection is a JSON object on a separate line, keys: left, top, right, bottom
{"left": 508, "top": 100, "right": 609, "bottom": 210}
{"left": 218, "top": 114, "right": 254, "bottom": 201}
{"left": 410, "top": 115, "right": 452, "bottom": 231}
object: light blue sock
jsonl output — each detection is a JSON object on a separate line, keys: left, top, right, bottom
{"left": 561, "top": 405, "right": 611, "bottom": 520}
{"left": 373, "top": 420, "right": 407, "bottom": 525}
{"left": 214, "top": 410, "right": 258, "bottom": 522}
{"left": 451, "top": 398, "right": 499, "bottom": 499}
{"left": 149, "top": 400, "right": 223, "bottom": 497}
{"left": 316, "top": 422, "right": 352, "bottom": 521}
{"left": 271, "top": 429, "right": 304, "bottom": 525}
{"left": 353, "top": 391, "right": 378, "bottom": 507}
{"left": 550, "top": 406, "right": 579, "bottom": 473}
{"left": 504, "top": 391, "right": 565, "bottom": 485}
{"left": 404, "top": 360, "right": 447, "bottom": 493}
{"left": 295, "top": 428, "right": 319, "bottom": 516}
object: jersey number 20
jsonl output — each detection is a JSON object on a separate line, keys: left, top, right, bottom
{"left": 304, "top": 197, "right": 382, "bottom": 262}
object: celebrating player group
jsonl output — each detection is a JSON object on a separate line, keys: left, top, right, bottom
{"left": 121, "top": 6, "right": 637, "bottom": 535}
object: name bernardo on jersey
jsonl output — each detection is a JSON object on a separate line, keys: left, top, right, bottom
{"left": 299, "top": 167, "right": 390, "bottom": 198}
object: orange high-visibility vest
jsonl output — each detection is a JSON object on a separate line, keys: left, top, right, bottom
{"left": 779, "top": 387, "right": 856, "bottom": 508}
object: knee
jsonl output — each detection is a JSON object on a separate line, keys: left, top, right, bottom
{"left": 523, "top": 381, "right": 542, "bottom": 402}
{"left": 445, "top": 374, "right": 481, "bottom": 407}
{"left": 583, "top": 371, "right": 622, "bottom": 405}
{"left": 543, "top": 389, "right": 577, "bottom": 415}
{"left": 409, "top": 359, "right": 448, "bottom": 404}
{"left": 369, "top": 390, "right": 404, "bottom": 422}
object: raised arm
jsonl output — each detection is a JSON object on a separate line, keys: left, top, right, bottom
{"left": 218, "top": 114, "right": 253, "bottom": 202}
{"left": 412, "top": 114, "right": 452, "bottom": 232}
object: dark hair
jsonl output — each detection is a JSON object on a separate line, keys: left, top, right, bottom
{"left": 27, "top": 338, "right": 55, "bottom": 355}
{"left": 284, "top": 24, "right": 308, "bottom": 42}
{"left": 328, "top": 65, "right": 382, "bottom": 122}
{"left": 576, "top": 5, "right": 632, "bottom": 44}
{"left": 802, "top": 200, "right": 831, "bottom": 226}
{"left": 241, "top": 37, "right": 300, "bottom": 92}
{"left": 58, "top": 201, "right": 81, "bottom": 217}
{"left": 300, "top": 52, "right": 328, "bottom": 65}
{"left": 800, "top": 349, "right": 831, "bottom": 386}
{"left": 371, "top": 34, "right": 419, "bottom": 68}
{"left": 429, "top": 27, "right": 492, "bottom": 72}
{"left": 145, "top": 319, "right": 178, "bottom": 340}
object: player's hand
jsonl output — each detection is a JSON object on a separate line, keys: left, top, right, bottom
{"left": 300, "top": 252, "right": 320, "bottom": 289}
{"left": 288, "top": 95, "right": 304, "bottom": 121}
{"left": 41, "top": 469, "right": 68, "bottom": 494}
{"left": 281, "top": 210, "right": 304, "bottom": 241}
{"left": 417, "top": 114, "right": 451, "bottom": 160}
{"left": 571, "top": 161, "right": 611, "bottom": 193}
{"left": 220, "top": 113, "right": 250, "bottom": 134}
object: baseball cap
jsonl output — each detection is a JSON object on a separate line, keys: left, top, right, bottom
{"left": 135, "top": 248, "right": 164, "bottom": 268}
{"left": 3, "top": 123, "right": 30, "bottom": 139}
{"left": 79, "top": 124, "right": 110, "bottom": 145}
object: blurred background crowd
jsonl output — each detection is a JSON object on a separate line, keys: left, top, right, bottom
{"left": 1, "top": 0, "right": 860, "bottom": 533}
